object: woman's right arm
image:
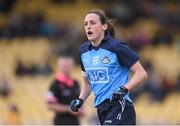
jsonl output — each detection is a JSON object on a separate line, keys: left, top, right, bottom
{"left": 79, "top": 76, "right": 92, "bottom": 102}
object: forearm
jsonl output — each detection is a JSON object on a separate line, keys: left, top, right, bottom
{"left": 125, "top": 71, "right": 147, "bottom": 90}
{"left": 79, "top": 77, "right": 92, "bottom": 101}
{"left": 47, "top": 103, "right": 70, "bottom": 113}
{"left": 125, "top": 62, "right": 147, "bottom": 90}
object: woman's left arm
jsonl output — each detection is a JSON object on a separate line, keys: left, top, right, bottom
{"left": 124, "top": 61, "right": 148, "bottom": 91}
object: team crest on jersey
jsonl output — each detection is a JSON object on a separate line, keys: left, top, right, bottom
{"left": 102, "top": 56, "right": 110, "bottom": 64}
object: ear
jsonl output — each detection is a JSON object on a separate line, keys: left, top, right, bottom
{"left": 102, "top": 23, "right": 108, "bottom": 31}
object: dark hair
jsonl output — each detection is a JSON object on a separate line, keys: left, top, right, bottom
{"left": 58, "top": 46, "right": 74, "bottom": 59}
{"left": 87, "top": 9, "right": 115, "bottom": 38}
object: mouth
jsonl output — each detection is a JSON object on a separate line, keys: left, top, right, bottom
{"left": 87, "top": 31, "right": 93, "bottom": 36}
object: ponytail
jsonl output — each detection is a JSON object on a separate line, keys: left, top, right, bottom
{"left": 106, "top": 19, "right": 115, "bottom": 38}
{"left": 87, "top": 9, "right": 116, "bottom": 38}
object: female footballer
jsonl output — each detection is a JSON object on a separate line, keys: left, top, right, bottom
{"left": 70, "top": 9, "right": 147, "bottom": 125}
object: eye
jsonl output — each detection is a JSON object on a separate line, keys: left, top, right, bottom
{"left": 84, "top": 22, "right": 88, "bottom": 26}
{"left": 90, "top": 21, "right": 96, "bottom": 25}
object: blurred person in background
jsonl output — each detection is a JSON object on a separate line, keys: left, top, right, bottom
{"left": 70, "top": 9, "right": 147, "bottom": 125}
{"left": 145, "top": 63, "right": 166, "bottom": 102}
{"left": 174, "top": 72, "right": 180, "bottom": 92}
{"left": 15, "top": 59, "right": 30, "bottom": 77}
{"left": 0, "top": 74, "right": 12, "bottom": 98}
{"left": 46, "top": 53, "right": 84, "bottom": 125}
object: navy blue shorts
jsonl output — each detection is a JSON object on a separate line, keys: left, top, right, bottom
{"left": 97, "top": 99, "right": 136, "bottom": 125}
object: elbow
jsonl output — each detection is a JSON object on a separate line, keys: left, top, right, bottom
{"left": 142, "top": 70, "right": 148, "bottom": 82}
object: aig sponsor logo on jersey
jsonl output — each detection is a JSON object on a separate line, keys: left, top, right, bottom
{"left": 86, "top": 68, "right": 109, "bottom": 83}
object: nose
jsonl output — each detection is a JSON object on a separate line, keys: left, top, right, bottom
{"left": 86, "top": 24, "right": 91, "bottom": 30}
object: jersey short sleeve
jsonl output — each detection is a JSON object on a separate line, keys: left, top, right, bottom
{"left": 79, "top": 53, "right": 85, "bottom": 72}
{"left": 46, "top": 80, "right": 58, "bottom": 103}
{"left": 114, "top": 41, "right": 140, "bottom": 68}
{"left": 79, "top": 49, "right": 87, "bottom": 76}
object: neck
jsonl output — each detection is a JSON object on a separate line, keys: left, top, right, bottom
{"left": 58, "top": 71, "right": 70, "bottom": 77}
{"left": 91, "top": 33, "right": 105, "bottom": 47}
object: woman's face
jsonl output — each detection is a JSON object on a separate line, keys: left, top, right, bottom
{"left": 84, "top": 13, "right": 107, "bottom": 42}
{"left": 58, "top": 57, "right": 74, "bottom": 76}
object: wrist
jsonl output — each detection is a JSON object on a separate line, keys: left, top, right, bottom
{"left": 123, "top": 85, "right": 130, "bottom": 91}
{"left": 120, "top": 86, "right": 129, "bottom": 93}
{"left": 78, "top": 97, "right": 84, "bottom": 102}
{"left": 78, "top": 98, "right": 84, "bottom": 104}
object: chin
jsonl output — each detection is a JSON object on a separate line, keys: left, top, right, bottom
{"left": 87, "top": 37, "right": 94, "bottom": 41}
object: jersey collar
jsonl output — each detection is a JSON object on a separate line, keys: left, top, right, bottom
{"left": 88, "top": 33, "right": 112, "bottom": 50}
{"left": 56, "top": 72, "right": 74, "bottom": 87}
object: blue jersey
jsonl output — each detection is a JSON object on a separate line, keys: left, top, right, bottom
{"left": 79, "top": 33, "right": 140, "bottom": 107}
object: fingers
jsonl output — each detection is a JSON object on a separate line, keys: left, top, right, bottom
{"left": 113, "top": 93, "right": 119, "bottom": 102}
{"left": 70, "top": 100, "right": 80, "bottom": 112}
{"left": 70, "top": 99, "right": 83, "bottom": 112}
{"left": 111, "top": 93, "right": 123, "bottom": 102}
{"left": 71, "top": 105, "right": 78, "bottom": 112}
{"left": 71, "top": 103, "right": 78, "bottom": 112}
{"left": 70, "top": 100, "right": 78, "bottom": 112}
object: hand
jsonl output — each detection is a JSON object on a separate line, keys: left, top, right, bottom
{"left": 111, "top": 86, "right": 128, "bottom": 102}
{"left": 70, "top": 98, "right": 83, "bottom": 112}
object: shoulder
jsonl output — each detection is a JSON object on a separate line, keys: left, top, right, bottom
{"left": 109, "top": 39, "right": 128, "bottom": 49}
{"left": 49, "top": 79, "right": 59, "bottom": 90}
{"left": 79, "top": 41, "right": 90, "bottom": 54}
{"left": 51, "top": 79, "right": 59, "bottom": 87}
{"left": 73, "top": 80, "right": 80, "bottom": 85}
{"left": 52, "top": 79, "right": 59, "bottom": 84}
{"left": 106, "top": 38, "right": 128, "bottom": 52}
{"left": 73, "top": 80, "right": 80, "bottom": 87}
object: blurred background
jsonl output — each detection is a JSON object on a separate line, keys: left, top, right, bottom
{"left": 0, "top": 0, "right": 180, "bottom": 125}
